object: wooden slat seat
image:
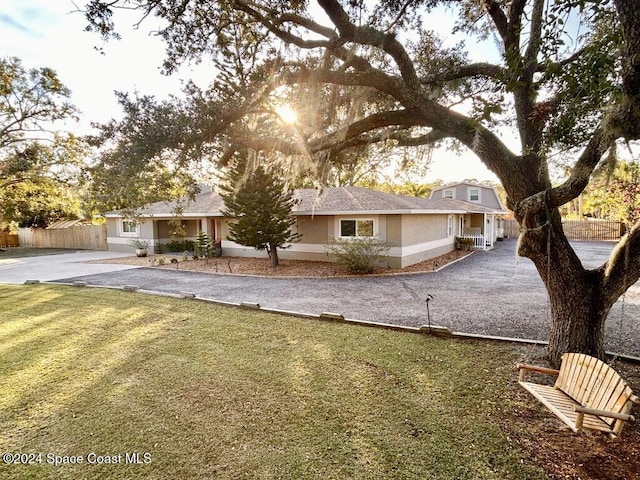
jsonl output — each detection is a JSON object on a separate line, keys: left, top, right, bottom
{"left": 517, "top": 353, "right": 638, "bottom": 438}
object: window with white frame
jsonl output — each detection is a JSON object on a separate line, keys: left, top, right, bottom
{"left": 443, "top": 189, "right": 454, "bottom": 199}
{"left": 339, "top": 219, "right": 374, "bottom": 238}
{"left": 468, "top": 188, "right": 480, "bottom": 202}
{"left": 447, "top": 215, "right": 453, "bottom": 237}
{"left": 121, "top": 219, "right": 139, "bottom": 236}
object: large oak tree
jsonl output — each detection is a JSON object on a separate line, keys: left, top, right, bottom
{"left": 84, "top": 0, "right": 640, "bottom": 365}
{"left": 0, "top": 57, "right": 87, "bottom": 226}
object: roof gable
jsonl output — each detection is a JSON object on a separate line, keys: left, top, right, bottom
{"left": 430, "top": 182, "right": 506, "bottom": 212}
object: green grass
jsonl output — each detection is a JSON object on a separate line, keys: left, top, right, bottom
{"left": 0, "top": 247, "right": 74, "bottom": 259}
{"left": 0, "top": 285, "right": 546, "bottom": 479}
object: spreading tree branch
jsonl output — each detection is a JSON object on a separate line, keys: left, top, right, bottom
{"left": 482, "top": 0, "right": 510, "bottom": 44}
{"left": 420, "top": 62, "right": 507, "bottom": 84}
{"left": 524, "top": 0, "right": 545, "bottom": 76}
{"left": 514, "top": 125, "right": 613, "bottom": 217}
{"left": 317, "top": 0, "right": 421, "bottom": 89}
{"left": 602, "top": 220, "right": 640, "bottom": 299}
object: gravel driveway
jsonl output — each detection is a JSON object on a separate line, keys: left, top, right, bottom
{"left": 58, "top": 239, "right": 639, "bottom": 357}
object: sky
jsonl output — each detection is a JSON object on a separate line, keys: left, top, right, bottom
{"left": 0, "top": 0, "right": 502, "bottom": 184}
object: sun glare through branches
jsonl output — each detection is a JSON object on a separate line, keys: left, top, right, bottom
{"left": 275, "top": 104, "right": 298, "bottom": 124}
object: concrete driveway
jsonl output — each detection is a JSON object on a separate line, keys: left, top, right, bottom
{"left": 45, "top": 239, "right": 640, "bottom": 358}
{"left": 0, "top": 250, "right": 141, "bottom": 284}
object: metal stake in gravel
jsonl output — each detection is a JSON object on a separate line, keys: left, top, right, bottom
{"left": 425, "top": 294, "right": 434, "bottom": 333}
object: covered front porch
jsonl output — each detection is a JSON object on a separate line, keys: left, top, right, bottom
{"left": 458, "top": 213, "right": 504, "bottom": 250}
{"left": 152, "top": 217, "right": 220, "bottom": 251}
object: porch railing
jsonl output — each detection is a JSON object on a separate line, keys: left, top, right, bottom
{"left": 459, "top": 234, "right": 487, "bottom": 250}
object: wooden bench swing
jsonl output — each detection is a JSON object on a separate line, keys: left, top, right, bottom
{"left": 517, "top": 353, "right": 638, "bottom": 438}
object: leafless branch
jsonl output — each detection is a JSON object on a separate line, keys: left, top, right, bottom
{"left": 383, "top": 0, "right": 413, "bottom": 33}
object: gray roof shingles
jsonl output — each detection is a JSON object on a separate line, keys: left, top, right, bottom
{"left": 107, "top": 185, "right": 503, "bottom": 217}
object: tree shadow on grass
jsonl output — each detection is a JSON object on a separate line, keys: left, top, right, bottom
{"left": 0, "top": 284, "right": 638, "bottom": 480}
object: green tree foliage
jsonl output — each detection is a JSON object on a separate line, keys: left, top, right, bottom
{"left": 82, "top": 0, "right": 640, "bottom": 364}
{"left": 356, "top": 177, "right": 443, "bottom": 198}
{"left": 1, "top": 136, "right": 87, "bottom": 189}
{"left": 0, "top": 57, "right": 82, "bottom": 187}
{"left": 579, "top": 161, "right": 640, "bottom": 223}
{"left": 193, "top": 230, "right": 221, "bottom": 259}
{"left": 0, "top": 57, "right": 87, "bottom": 225}
{"left": 87, "top": 92, "right": 204, "bottom": 213}
{"left": 219, "top": 156, "right": 302, "bottom": 267}
{"left": 0, "top": 178, "right": 82, "bottom": 227}
{"left": 0, "top": 56, "right": 76, "bottom": 151}
{"left": 0, "top": 58, "right": 85, "bottom": 189}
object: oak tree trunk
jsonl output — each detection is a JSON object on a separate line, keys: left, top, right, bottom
{"left": 544, "top": 257, "right": 608, "bottom": 366}
{"left": 518, "top": 212, "right": 612, "bottom": 367}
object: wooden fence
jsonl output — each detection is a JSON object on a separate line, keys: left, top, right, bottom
{"left": 0, "top": 231, "right": 19, "bottom": 247}
{"left": 502, "top": 218, "right": 622, "bottom": 241}
{"left": 18, "top": 225, "right": 107, "bottom": 250}
{"left": 503, "top": 219, "right": 520, "bottom": 238}
{"left": 561, "top": 219, "right": 623, "bottom": 241}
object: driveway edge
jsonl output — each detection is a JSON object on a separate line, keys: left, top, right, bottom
{"left": 37, "top": 279, "right": 640, "bottom": 364}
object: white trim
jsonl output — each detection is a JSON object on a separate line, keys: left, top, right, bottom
{"left": 105, "top": 212, "right": 224, "bottom": 219}
{"left": 300, "top": 208, "right": 471, "bottom": 215}
{"left": 107, "top": 235, "right": 456, "bottom": 262}
{"left": 281, "top": 242, "right": 328, "bottom": 254}
{"left": 442, "top": 189, "right": 455, "bottom": 199}
{"left": 222, "top": 240, "right": 328, "bottom": 254}
{"left": 108, "top": 237, "right": 132, "bottom": 245}
{"left": 119, "top": 219, "right": 139, "bottom": 237}
{"left": 388, "top": 237, "right": 453, "bottom": 257}
{"left": 336, "top": 217, "right": 377, "bottom": 239}
{"left": 224, "top": 237, "right": 453, "bottom": 259}
{"left": 222, "top": 241, "right": 255, "bottom": 250}
{"left": 467, "top": 187, "right": 481, "bottom": 203}
{"left": 107, "top": 236, "right": 158, "bottom": 247}
{"left": 106, "top": 208, "right": 481, "bottom": 218}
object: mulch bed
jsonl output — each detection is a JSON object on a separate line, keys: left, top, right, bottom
{"left": 93, "top": 249, "right": 473, "bottom": 277}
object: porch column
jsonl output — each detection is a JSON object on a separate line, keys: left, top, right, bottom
{"left": 490, "top": 214, "right": 496, "bottom": 247}
{"left": 152, "top": 220, "right": 159, "bottom": 251}
{"left": 200, "top": 217, "right": 212, "bottom": 237}
{"left": 483, "top": 213, "right": 488, "bottom": 250}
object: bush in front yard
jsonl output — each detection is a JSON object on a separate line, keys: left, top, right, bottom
{"left": 165, "top": 239, "right": 196, "bottom": 252}
{"left": 325, "top": 237, "right": 392, "bottom": 274}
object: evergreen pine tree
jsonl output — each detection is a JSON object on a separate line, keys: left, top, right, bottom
{"left": 219, "top": 157, "right": 301, "bottom": 267}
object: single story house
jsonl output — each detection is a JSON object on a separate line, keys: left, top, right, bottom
{"left": 104, "top": 185, "right": 507, "bottom": 268}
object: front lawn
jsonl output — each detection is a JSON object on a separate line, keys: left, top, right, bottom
{"left": 0, "top": 247, "right": 75, "bottom": 259}
{"left": 0, "top": 285, "right": 546, "bottom": 479}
